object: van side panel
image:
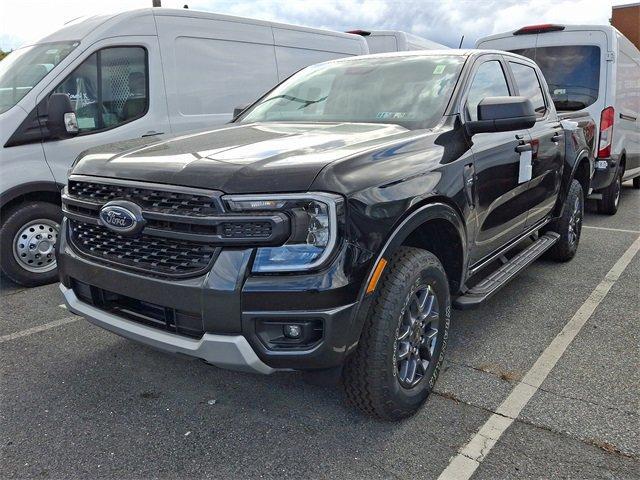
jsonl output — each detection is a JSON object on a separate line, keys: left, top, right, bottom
{"left": 155, "top": 15, "right": 278, "bottom": 132}
{"left": 615, "top": 32, "right": 640, "bottom": 177}
{"left": 272, "top": 28, "right": 366, "bottom": 80}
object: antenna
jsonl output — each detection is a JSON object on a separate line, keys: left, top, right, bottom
{"left": 458, "top": 35, "right": 464, "bottom": 49}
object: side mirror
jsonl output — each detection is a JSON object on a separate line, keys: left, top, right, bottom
{"left": 232, "top": 104, "right": 249, "bottom": 119}
{"left": 466, "top": 96, "right": 536, "bottom": 135}
{"left": 47, "top": 93, "right": 79, "bottom": 139}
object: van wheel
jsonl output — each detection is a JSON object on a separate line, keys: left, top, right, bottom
{"left": 0, "top": 202, "right": 62, "bottom": 287}
{"left": 597, "top": 169, "right": 622, "bottom": 215}
{"left": 633, "top": 177, "right": 640, "bottom": 189}
{"left": 545, "top": 179, "right": 583, "bottom": 262}
{"left": 343, "top": 247, "right": 450, "bottom": 420}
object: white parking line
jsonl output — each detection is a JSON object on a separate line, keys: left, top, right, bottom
{"left": 583, "top": 225, "right": 640, "bottom": 234}
{"left": 437, "top": 234, "right": 640, "bottom": 480}
{"left": 0, "top": 316, "right": 80, "bottom": 344}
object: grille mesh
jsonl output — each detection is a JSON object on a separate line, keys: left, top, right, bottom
{"left": 69, "top": 220, "right": 217, "bottom": 275}
{"left": 67, "top": 180, "right": 220, "bottom": 216}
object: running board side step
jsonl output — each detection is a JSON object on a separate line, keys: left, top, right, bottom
{"left": 454, "top": 232, "right": 560, "bottom": 310}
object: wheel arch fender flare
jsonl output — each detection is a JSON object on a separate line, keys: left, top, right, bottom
{"left": 345, "top": 201, "right": 467, "bottom": 353}
{"left": 555, "top": 149, "right": 593, "bottom": 217}
{"left": 1, "top": 181, "right": 63, "bottom": 213}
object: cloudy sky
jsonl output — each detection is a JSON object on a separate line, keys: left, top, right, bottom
{"left": 0, "top": 0, "right": 635, "bottom": 51}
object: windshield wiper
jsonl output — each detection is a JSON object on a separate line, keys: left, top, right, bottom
{"left": 260, "top": 94, "right": 328, "bottom": 110}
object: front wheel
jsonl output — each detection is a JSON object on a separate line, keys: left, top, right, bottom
{"left": 343, "top": 247, "right": 450, "bottom": 420}
{"left": 545, "top": 179, "right": 584, "bottom": 262}
{"left": 0, "top": 202, "right": 62, "bottom": 287}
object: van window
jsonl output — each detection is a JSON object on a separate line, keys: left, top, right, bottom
{"left": 0, "top": 42, "right": 78, "bottom": 114}
{"left": 509, "top": 62, "right": 546, "bottom": 117}
{"left": 175, "top": 37, "right": 278, "bottom": 116}
{"left": 511, "top": 46, "right": 600, "bottom": 111}
{"left": 53, "top": 46, "right": 148, "bottom": 132}
{"left": 466, "top": 61, "right": 510, "bottom": 121}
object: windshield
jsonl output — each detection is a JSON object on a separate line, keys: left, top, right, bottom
{"left": 239, "top": 55, "right": 465, "bottom": 129}
{"left": 0, "top": 41, "right": 78, "bottom": 114}
{"left": 510, "top": 46, "right": 600, "bottom": 111}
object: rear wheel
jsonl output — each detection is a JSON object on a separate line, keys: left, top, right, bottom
{"left": 0, "top": 202, "right": 62, "bottom": 287}
{"left": 597, "top": 169, "right": 622, "bottom": 215}
{"left": 343, "top": 247, "right": 450, "bottom": 420}
{"left": 545, "top": 179, "right": 583, "bottom": 262}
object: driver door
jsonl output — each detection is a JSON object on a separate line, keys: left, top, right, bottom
{"left": 36, "top": 36, "right": 169, "bottom": 184}
{"left": 464, "top": 55, "right": 532, "bottom": 265}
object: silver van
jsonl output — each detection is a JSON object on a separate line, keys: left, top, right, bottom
{"left": 0, "top": 8, "right": 368, "bottom": 286}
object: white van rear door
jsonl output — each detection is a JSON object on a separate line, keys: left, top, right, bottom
{"left": 37, "top": 36, "right": 169, "bottom": 184}
{"left": 155, "top": 15, "right": 279, "bottom": 132}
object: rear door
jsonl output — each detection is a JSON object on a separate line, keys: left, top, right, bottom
{"left": 463, "top": 55, "right": 532, "bottom": 265}
{"left": 507, "top": 59, "right": 564, "bottom": 227}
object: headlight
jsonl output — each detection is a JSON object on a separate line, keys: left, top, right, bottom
{"left": 223, "top": 193, "right": 343, "bottom": 273}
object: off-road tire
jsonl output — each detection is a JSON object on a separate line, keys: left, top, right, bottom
{"left": 545, "top": 179, "right": 583, "bottom": 262}
{"left": 0, "top": 202, "right": 62, "bottom": 287}
{"left": 597, "top": 169, "right": 622, "bottom": 215}
{"left": 343, "top": 247, "right": 450, "bottom": 420}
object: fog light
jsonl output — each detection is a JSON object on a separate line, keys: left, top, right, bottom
{"left": 283, "top": 324, "right": 302, "bottom": 339}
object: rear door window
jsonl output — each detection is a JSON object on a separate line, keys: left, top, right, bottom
{"left": 510, "top": 46, "right": 600, "bottom": 111}
{"left": 509, "top": 62, "right": 547, "bottom": 118}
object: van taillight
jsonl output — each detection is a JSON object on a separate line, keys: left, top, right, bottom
{"left": 513, "top": 24, "right": 565, "bottom": 35}
{"left": 598, "top": 107, "right": 615, "bottom": 158}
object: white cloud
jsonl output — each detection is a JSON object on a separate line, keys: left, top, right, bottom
{"left": 0, "top": 0, "right": 618, "bottom": 51}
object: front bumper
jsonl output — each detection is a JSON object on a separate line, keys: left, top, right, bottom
{"left": 61, "top": 284, "right": 275, "bottom": 374}
{"left": 57, "top": 219, "right": 369, "bottom": 372}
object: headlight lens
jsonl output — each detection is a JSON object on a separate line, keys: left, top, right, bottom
{"left": 223, "top": 193, "right": 342, "bottom": 272}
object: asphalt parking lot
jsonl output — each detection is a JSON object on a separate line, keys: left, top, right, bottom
{"left": 1, "top": 183, "right": 638, "bottom": 479}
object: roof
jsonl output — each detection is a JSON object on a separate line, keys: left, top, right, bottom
{"left": 32, "top": 7, "right": 365, "bottom": 46}
{"left": 612, "top": 2, "right": 640, "bottom": 8}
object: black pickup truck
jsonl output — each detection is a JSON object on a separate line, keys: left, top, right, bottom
{"left": 57, "top": 50, "right": 595, "bottom": 420}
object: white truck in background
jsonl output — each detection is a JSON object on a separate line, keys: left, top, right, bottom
{"left": 347, "top": 30, "right": 449, "bottom": 53}
{"left": 477, "top": 24, "right": 640, "bottom": 215}
{"left": 0, "top": 8, "right": 370, "bottom": 287}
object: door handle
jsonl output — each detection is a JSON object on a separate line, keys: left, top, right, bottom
{"left": 142, "top": 131, "right": 163, "bottom": 137}
{"left": 551, "top": 133, "right": 562, "bottom": 143}
{"left": 515, "top": 143, "right": 532, "bottom": 153}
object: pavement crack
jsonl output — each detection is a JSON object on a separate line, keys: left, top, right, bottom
{"left": 445, "top": 358, "right": 637, "bottom": 416}
{"left": 433, "top": 389, "right": 640, "bottom": 462}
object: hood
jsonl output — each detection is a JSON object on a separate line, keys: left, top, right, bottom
{"left": 72, "top": 122, "right": 414, "bottom": 193}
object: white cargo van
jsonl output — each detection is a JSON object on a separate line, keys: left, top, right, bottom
{"left": 0, "top": 8, "right": 368, "bottom": 286}
{"left": 347, "top": 30, "right": 448, "bottom": 53}
{"left": 477, "top": 24, "right": 640, "bottom": 214}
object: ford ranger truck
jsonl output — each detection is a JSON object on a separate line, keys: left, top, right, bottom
{"left": 57, "top": 50, "right": 595, "bottom": 420}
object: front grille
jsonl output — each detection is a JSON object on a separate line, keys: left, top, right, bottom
{"left": 63, "top": 176, "right": 289, "bottom": 277}
{"left": 222, "top": 221, "right": 273, "bottom": 238}
{"left": 67, "top": 179, "right": 221, "bottom": 216}
{"left": 69, "top": 220, "right": 217, "bottom": 276}
{"left": 72, "top": 279, "right": 204, "bottom": 338}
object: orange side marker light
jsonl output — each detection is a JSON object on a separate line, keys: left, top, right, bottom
{"left": 366, "top": 258, "right": 388, "bottom": 294}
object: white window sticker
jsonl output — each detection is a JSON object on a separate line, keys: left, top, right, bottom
{"left": 518, "top": 150, "right": 533, "bottom": 184}
{"left": 433, "top": 65, "right": 446, "bottom": 75}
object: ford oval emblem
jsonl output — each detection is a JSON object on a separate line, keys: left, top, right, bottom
{"left": 99, "top": 201, "right": 145, "bottom": 235}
